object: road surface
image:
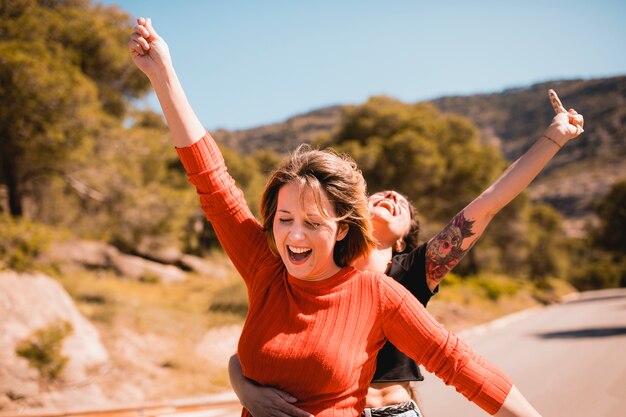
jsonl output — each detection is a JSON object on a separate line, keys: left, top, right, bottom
{"left": 418, "top": 288, "right": 626, "bottom": 416}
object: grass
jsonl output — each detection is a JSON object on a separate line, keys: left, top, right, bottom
{"left": 430, "top": 272, "right": 576, "bottom": 332}
{"left": 47, "top": 252, "right": 248, "bottom": 398}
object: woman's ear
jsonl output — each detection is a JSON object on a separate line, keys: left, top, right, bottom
{"left": 393, "top": 239, "right": 406, "bottom": 253}
{"left": 336, "top": 223, "right": 349, "bottom": 241}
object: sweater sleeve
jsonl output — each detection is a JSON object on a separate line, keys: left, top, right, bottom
{"left": 378, "top": 275, "right": 512, "bottom": 415}
{"left": 175, "top": 133, "right": 274, "bottom": 287}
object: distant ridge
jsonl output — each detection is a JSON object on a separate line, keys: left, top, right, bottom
{"left": 210, "top": 76, "right": 626, "bottom": 235}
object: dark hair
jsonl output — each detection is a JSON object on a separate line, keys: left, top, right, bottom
{"left": 400, "top": 197, "right": 420, "bottom": 254}
{"left": 261, "top": 145, "right": 376, "bottom": 267}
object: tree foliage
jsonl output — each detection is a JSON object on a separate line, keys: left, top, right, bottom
{"left": 321, "top": 96, "right": 505, "bottom": 221}
{"left": 318, "top": 96, "right": 577, "bottom": 280}
{"left": 29, "top": 111, "right": 198, "bottom": 253}
{"left": 0, "top": 0, "right": 149, "bottom": 216}
{"left": 0, "top": 213, "right": 58, "bottom": 271}
{"left": 183, "top": 145, "right": 281, "bottom": 254}
{"left": 527, "top": 203, "right": 567, "bottom": 281}
{"left": 593, "top": 179, "right": 626, "bottom": 254}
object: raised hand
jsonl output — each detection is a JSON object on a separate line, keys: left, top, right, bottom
{"left": 128, "top": 17, "right": 172, "bottom": 80}
{"left": 544, "top": 90, "right": 585, "bottom": 147}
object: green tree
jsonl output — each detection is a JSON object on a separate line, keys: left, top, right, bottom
{"left": 593, "top": 179, "right": 626, "bottom": 254}
{"left": 323, "top": 96, "right": 505, "bottom": 222}
{"left": 460, "top": 192, "right": 531, "bottom": 276}
{"left": 527, "top": 203, "right": 567, "bottom": 281}
{"left": 323, "top": 95, "right": 572, "bottom": 279}
{"left": 184, "top": 145, "right": 277, "bottom": 254}
{"left": 568, "top": 180, "right": 626, "bottom": 290}
{"left": 0, "top": 0, "right": 149, "bottom": 217}
{"left": 31, "top": 110, "right": 198, "bottom": 253}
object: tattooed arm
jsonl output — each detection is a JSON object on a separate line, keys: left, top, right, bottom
{"left": 425, "top": 110, "right": 584, "bottom": 291}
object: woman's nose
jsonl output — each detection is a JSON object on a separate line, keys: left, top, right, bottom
{"left": 290, "top": 224, "right": 306, "bottom": 241}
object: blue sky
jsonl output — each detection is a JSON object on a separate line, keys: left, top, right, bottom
{"left": 102, "top": 0, "right": 626, "bottom": 131}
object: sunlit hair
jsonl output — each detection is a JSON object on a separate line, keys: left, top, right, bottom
{"left": 261, "top": 145, "right": 376, "bottom": 267}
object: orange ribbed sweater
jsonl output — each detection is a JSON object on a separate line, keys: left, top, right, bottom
{"left": 177, "top": 134, "right": 512, "bottom": 417}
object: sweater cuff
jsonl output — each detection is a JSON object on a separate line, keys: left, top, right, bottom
{"left": 474, "top": 368, "right": 513, "bottom": 415}
{"left": 175, "top": 133, "right": 223, "bottom": 175}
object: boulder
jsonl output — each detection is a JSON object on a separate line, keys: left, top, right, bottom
{"left": 46, "top": 240, "right": 119, "bottom": 269}
{"left": 109, "top": 253, "right": 186, "bottom": 283}
{"left": 177, "top": 254, "right": 228, "bottom": 279}
{"left": 0, "top": 272, "right": 109, "bottom": 405}
{"left": 46, "top": 240, "right": 187, "bottom": 284}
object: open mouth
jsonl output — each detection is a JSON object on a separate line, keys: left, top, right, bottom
{"left": 288, "top": 245, "right": 312, "bottom": 264}
{"left": 375, "top": 200, "right": 396, "bottom": 216}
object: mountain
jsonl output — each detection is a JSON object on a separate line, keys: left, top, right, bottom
{"left": 432, "top": 76, "right": 626, "bottom": 234}
{"left": 211, "top": 76, "right": 626, "bottom": 236}
{"left": 211, "top": 105, "right": 343, "bottom": 155}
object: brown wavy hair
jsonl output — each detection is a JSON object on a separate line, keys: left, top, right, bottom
{"left": 261, "top": 145, "right": 376, "bottom": 267}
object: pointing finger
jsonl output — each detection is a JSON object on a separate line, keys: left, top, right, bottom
{"left": 548, "top": 89, "right": 567, "bottom": 114}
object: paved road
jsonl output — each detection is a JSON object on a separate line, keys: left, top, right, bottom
{"left": 417, "top": 288, "right": 626, "bottom": 417}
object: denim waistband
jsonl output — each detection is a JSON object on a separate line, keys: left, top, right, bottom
{"left": 362, "top": 401, "right": 420, "bottom": 417}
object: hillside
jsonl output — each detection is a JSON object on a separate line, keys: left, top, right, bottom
{"left": 211, "top": 76, "right": 626, "bottom": 235}
{"left": 432, "top": 77, "right": 626, "bottom": 233}
{"left": 212, "top": 105, "right": 344, "bottom": 155}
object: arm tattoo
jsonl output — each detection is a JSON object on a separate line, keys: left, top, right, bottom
{"left": 426, "top": 210, "right": 476, "bottom": 283}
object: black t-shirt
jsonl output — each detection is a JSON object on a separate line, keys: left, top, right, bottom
{"left": 371, "top": 242, "right": 438, "bottom": 382}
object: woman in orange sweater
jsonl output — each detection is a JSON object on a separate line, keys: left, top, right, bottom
{"left": 128, "top": 17, "right": 582, "bottom": 417}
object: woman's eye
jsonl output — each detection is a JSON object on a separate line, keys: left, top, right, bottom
{"left": 306, "top": 221, "right": 321, "bottom": 229}
{"left": 278, "top": 218, "right": 293, "bottom": 224}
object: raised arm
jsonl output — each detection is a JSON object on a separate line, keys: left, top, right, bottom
{"left": 424, "top": 108, "right": 584, "bottom": 290}
{"left": 229, "top": 354, "right": 313, "bottom": 417}
{"left": 128, "top": 18, "right": 273, "bottom": 285}
{"left": 128, "top": 18, "right": 204, "bottom": 147}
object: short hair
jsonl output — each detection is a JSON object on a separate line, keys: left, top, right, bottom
{"left": 261, "top": 145, "right": 376, "bottom": 267}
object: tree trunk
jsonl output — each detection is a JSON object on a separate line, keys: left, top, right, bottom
{"left": 2, "top": 150, "right": 22, "bottom": 217}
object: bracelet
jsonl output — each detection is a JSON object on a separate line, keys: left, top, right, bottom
{"left": 542, "top": 134, "right": 563, "bottom": 150}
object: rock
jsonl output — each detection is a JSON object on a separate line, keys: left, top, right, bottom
{"left": 46, "top": 240, "right": 119, "bottom": 269}
{"left": 0, "top": 272, "right": 109, "bottom": 404}
{"left": 46, "top": 240, "right": 187, "bottom": 284}
{"left": 109, "top": 253, "right": 186, "bottom": 283}
{"left": 135, "top": 241, "right": 182, "bottom": 265}
{"left": 177, "top": 254, "right": 228, "bottom": 279}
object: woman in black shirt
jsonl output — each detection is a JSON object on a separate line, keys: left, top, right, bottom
{"left": 229, "top": 103, "right": 584, "bottom": 417}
